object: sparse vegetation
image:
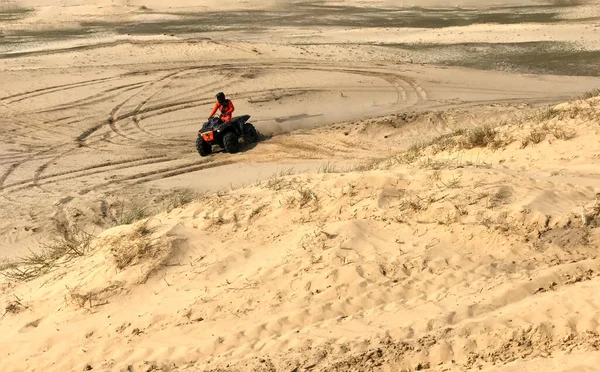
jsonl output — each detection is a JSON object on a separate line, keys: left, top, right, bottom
{"left": 279, "top": 168, "right": 296, "bottom": 177}
{"left": 296, "top": 185, "right": 319, "bottom": 208}
{"left": 521, "top": 122, "right": 576, "bottom": 147}
{"left": 531, "top": 106, "right": 560, "bottom": 122}
{"left": 440, "top": 174, "right": 462, "bottom": 189}
{"left": 164, "top": 188, "right": 201, "bottom": 212}
{"left": 417, "top": 158, "right": 448, "bottom": 170}
{"left": 110, "top": 220, "right": 155, "bottom": 270}
{"left": 284, "top": 183, "right": 319, "bottom": 209}
{"left": 265, "top": 175, "right": 286, "bottom": 191}
{"left": 523, "top": 127, "right": 547, "bottom": 146}
{"left": 401, "top": 142, "right": 428, "bottom": 163}
{"left": 66, "top": 282, "right": 123, "bottom": 309}
{"left": 249, "top": 204, "right": 267, "bottom": 220}
{"left": 393, "top": 124, "right": 510, "bottom": 167}
{"left": 0, "top": 259, "right": 15, "bottom": 272}
{"left": 461, "top": 125, "right": 499, "bottom": 149}
{"left": 399, "top": 196, "right": 426, "bottom": 212}
{"left": 551, "top": 126, "right": 576, "bottom": 140}
{"left": 582, "top": 88, "right": 600, "bottom": 99}
{"left": 352, "top": 157, "right": 387, "bottom": 171}
{"left": 428, "top": 130, "right": 464, "bottom": 153}
{"left": 3, "top": 295, "right": 28, "bottom": 316}
{"left": 0, "top": 223, "right": 94, "bottom": 282}
{"left": 318, "top": 162, "right": 340, "bottom": 173}
{"left": 117, "top": 203, "right": 149, "bottom": 226}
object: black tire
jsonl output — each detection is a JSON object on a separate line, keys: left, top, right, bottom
{"left": 243, "top": 123, "right": 259, "bottom": 144}
{"left": 196, "top": 136, "right": 212, "bottom": 157}
{"left": 223, "top": 132, "right": 239, "bottom": 154}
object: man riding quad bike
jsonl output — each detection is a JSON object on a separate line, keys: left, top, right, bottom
{"left": 196, "top": 92, "right": 259, "bottom": 156}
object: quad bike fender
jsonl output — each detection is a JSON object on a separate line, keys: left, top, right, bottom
{"left": 201, "top": 130, "right": 214, "bottom": 142}
{"left": 237, "top": 115, "right": 251, "bottom": 123}
{"left": 232, "top": 115, "right": 250, "bottom": 134}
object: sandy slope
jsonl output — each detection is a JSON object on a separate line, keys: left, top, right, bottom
{"left": 2, "top": 97, "right": 600, "bottom": 372}
{"left": 1, "top": 40, "right": 598, "bottom": 258}
{"left": 0, "top": 42, "right": 600, "bottom": 257}
{"left": 2, "top": 0, "right": 600, "bottom": 371}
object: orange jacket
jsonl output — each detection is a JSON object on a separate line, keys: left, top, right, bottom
{"left": 209, "top": 99, "right": 234, "bottom": 118}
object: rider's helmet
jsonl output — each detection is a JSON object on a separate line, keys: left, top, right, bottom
{"left": 216, "top": 92, "right": 226, "bottom": 105}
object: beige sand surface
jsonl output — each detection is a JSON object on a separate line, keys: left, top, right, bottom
{"left": 1, "top": 0, "right": 600, "bottom": 371}
{"left": 2, "top": 97, "right": 600, "bottom": 372}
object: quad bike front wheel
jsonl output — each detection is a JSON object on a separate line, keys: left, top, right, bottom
{"left": 223, "top": 132, "right": 240, "bottom": 154}
{"left": 196, "top": 136, "right": 212, "bottom": 157}
{"left": 243, "top": 123, "right": 259, "bottom": 144}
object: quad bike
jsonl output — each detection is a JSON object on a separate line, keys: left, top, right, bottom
{"left": 196, "top": 115, "right": 259, "bottom": 156}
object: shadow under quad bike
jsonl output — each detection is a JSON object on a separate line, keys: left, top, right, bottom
{"left": 196, "top": 115, "right": 259, "bottom": 157}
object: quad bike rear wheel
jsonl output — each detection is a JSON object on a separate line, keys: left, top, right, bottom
{"left": 223, "top": 132, "right": 240, "bottom": 154}
{"left": 196, "top": 136, "right": 212, "bottom": 157}
{"left": 243, "top": 123, "right": 259, "bottom": 144}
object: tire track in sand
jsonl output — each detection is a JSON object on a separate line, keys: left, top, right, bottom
{"left": 0, "top": 76, "right": 121, "bottom": 104}
{"left": 12, "top": 156, "right": 178, "bottom": 194}
{"left": 3, "top": 62, "right": 427, "bottom": 206}
{"left": 105, "top": 70, "right": 197, "bottom": 142}
{"left": 77, "top": 159, "right": 235, "bottom": 195}
{"left": 33, "top": 81, "right": 150, "bottom": 114}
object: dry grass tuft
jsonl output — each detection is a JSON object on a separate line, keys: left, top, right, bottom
{"left": 278, "top": 168, "right": 295, "bottom": 177}
{"left": 110, "top": 220, "right": 156, "bottom": 270}
{"left": 265, "top": 176, "right": 285, "bottom": 191}
{"left": 66, "top": 282, "right": 123, "bottom": 309}
{"left": 395, "top": 124, "right": 509, "bottom": 166}
{"left": 3, "top": 295, "right": 28, "bottom": 316}
{"left": 399, "top": 196, "right": 426, "bottom": 212}
{"left": 523, "top": 127, "right": 548, "bottom": 146}
{"left": 531, "top": 106, "right": 560, "bottom": 122}
{"left": 428, "top": 170, "right": 462, "bottom": 190}
{"left": 107, "top": 219, "right": 181, "bottom": 283}
{"left": 352, "top": 157, "right": 387, "bottom": 171}
{"left": 0, "top": 259, "right": 16, "bottom": 272}
{"left": 165, "top": 188, "right": 201, "bottom": 212}
{"left": 417, "top": 157, "right": 448, "bottom": 170}
{"left": 461, "top": 125, "right": 498, "bottom": 149}
{"left": 523, "top": 122, "right": 576, "bottom": 146}
{"left": 296, "top": 185, "right": 319, "bottom": 208}
{"left": 117, "top": 203, "right": 149, "bottom": 225}
{"left": 262, "top": 169, "right": 297, "bottom": 190}
{"left": 582, "top": 88, "right": 600, "bottom": 99}
{"left": 318, "top": 162, "right": 340, "bottom": 173}
{"left": 249, "top": 204, "right": 267, "bottom": 220}
{"left": 551, "top": 126, "right": 577, "bottom": 140}
{"left": 396, "top": 142, "right": 426, "bottom": 164}
{"left": 0, "top": 223, "right": 93, "bottom": 282}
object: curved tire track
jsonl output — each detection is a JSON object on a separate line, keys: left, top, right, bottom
{"left": 78, "top": 159, "right": 235, "bottom": 195}
{"left": 1, "top": 61, "right": 427, "bottom": 208}
{"left": 0, "top": 76, "right": 121, "bottom": 104}
{"left": 10, "top": 155, "right": 177, "bottom": 194}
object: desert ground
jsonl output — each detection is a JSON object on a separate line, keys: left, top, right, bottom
{"left": 1, "top": 0, "right": 600, "bottom": 371}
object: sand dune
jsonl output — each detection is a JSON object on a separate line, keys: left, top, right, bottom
{"left": 2, "top": 0, "right": 600, "bottom": 370}
{"left": 2, "top": 97, "right": 600, "bottom": 371}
